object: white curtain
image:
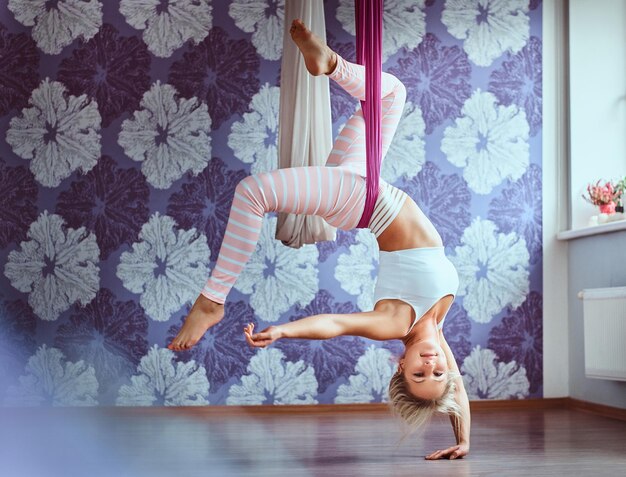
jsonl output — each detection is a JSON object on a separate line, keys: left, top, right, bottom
{"left": 275, "top": 0, "right": 336, "bottom": 248}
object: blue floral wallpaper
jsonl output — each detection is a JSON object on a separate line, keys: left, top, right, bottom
{"left": 0, "top": 0, "right": 542, "bottom": 406}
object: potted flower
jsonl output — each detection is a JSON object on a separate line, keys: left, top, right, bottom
{"left": 615, "top": 176, "right": 626, "bottom": 213}
{"left": 582, "top": 180, "right": 620, "bottom": 214}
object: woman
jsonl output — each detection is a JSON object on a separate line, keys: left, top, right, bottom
{"left": 168, "top": 19, "right": 470, "bottom": 459}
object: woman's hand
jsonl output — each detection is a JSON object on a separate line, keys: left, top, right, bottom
{"left": 425, "top": 442, "right": 469, "bottom": 460}
{"left": 244, "top": 323, "right": 282, "bottom": 348}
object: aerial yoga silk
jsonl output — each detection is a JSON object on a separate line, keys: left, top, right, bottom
{"left": 275, "top": 0, "right": 335, "bottom": 248}
{"left": 355, "top": 0, "right": 384, "bottom": 228}
{"left": 275, "top": 0, "right": 384, "bottom": 246}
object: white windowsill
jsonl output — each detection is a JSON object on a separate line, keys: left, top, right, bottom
{"left": 557, "top": 218, "right": 626, "bottom": 240}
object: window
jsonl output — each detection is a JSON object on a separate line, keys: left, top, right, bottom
{"left": 568, "top": 0, "right": 626, "bottom": 230}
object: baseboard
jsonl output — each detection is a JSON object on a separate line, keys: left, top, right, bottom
{"left": 567, "top": 398, "right": 626, "bottom": 422}
{"left": 109, "top": 403, "right": 391, "bottom": 416}
{"left": 470, "top": 397, "right": 568, "bottom": 411}
{"left": 106, "top": 397, "right": 568, "bottom": 416}
{"left": 110, "top": 399, "right": 566, "bottom": 417}
{"left": 93, "top": 397, "right": 626, "bottom": 421}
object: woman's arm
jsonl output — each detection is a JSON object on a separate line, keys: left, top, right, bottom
{"left": 425, "top": 330, "right": 471, "bottom": 460}
{"left": 447, "top": 374, "right": 471, "bottom": 455}
{"left": 244, "top": 309, "right": 406, "bottom": 347}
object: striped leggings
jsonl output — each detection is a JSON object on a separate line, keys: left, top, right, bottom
{"left": 202, "top": 55, "right": 406, "bottom": 303}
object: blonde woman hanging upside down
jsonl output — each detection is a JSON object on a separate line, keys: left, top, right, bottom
{"left": 168, "top": 19, "right": 470, "bottom": 459}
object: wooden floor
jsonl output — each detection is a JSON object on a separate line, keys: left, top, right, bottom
{"left": 2, "top": 407, "right": 625, "bottom": 476}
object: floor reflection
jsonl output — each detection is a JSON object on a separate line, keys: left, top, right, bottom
{"left": 0, "top": 408, "right": 624, "bottom": 476}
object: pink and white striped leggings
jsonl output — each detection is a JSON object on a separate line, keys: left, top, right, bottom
{"left": 202, "top": 55, "right": 406, "bottom": 303}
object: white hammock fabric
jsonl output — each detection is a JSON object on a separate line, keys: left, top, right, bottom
{"left": 275, "top": 0, "right": 336, "bottom": 248}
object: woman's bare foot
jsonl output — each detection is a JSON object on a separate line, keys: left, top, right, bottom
{"left": 167, "top": 294, "right": 225, "bottom": 351}
{"left": 289, "top": 19, "right": 337, "bottom": 76}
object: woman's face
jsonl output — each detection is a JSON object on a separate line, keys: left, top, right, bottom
{"left": 401, "top": 338, "right": 449, "bottom": 400}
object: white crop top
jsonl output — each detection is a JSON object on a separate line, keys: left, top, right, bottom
{"left": 373, "top": 247, "right": 459, "bottom": 336}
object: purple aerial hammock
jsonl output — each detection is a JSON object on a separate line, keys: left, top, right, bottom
{"left": 355, "top": 0, "right": 384, "bottom": 228}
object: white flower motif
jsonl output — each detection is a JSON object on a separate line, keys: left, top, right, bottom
{"left": 334, "top": 229, "right": 378, "bottom": 311}
{"left": 6, "top": 78, "right": 101, "bottom": 188}
{"left": 118, "top": 81, "right": 211, "bottom": 189}
{"left": 442, "top": 0, "right": 529, "bottom": 67}
{"left": 116, "top": 213, "right": 210, "bottom": 322}
{"left": 4, "top": 211, "right": 100, "bottom": 321}
{"left": 235, "top": 216, "right": 318, "bottom": 322}
{"left": 116, "top": 345, "right": 210, "bottom": 406}
{"left": 4, "top": 345, "right": 98, "bottom": 406}
{"left": 8, "top": 0, "right": 102, "bottom": 55}
{"left": 441, "top": 89, "right": 529, "bottom": 195}
{"left": 226, "top": 348, "right": 318, "bottom": 405}
{"left": 461, "top": 345, "right": 529, "bottom": 399}
{"left": 228, "top": 83, "right": 279, "bottom": 174}
{"left": 336, "top": 0, "right": 426, "bottom": 62}
{"left": 335, "top": 345, "right": 395, "bottom": 403}
{"left": 381, "top": 101, "right": 426, "bottom": 182}
{"left": 120, "top": 0, "right": 212, "bottom": 58}
{"left": 228, "top": 0, "right": 284, "bottom": 61}
{"left": 450, "top": 218, "right": 529, "bottom": 324}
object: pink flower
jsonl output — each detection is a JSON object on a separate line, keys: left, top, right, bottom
{"left": 582, "top": 180, "right": 620, "bottom": 206}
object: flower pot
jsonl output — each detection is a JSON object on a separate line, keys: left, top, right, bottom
{"left": 599, "top": 202, "right": 616, "bottom": 214}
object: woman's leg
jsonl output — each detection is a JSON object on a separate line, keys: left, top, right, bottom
{"left": 324, "top": 55, "right": 406, "bottom": 174}
{"left": 201, "top": 166, "right": 364, "bottom": 303}
{"left": 288, "top": 18, "right": 406, "bottom": 173}
{"left": 167, "top": 166, "right": 363, "bottom": 351}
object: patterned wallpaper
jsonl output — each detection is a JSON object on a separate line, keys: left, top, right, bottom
{"left": 0, "top": 0, "right": 542, "bottom": 406}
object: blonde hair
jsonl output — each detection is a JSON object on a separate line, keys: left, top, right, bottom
{"left": 388, "top": 368, "right": 462, "bottom": 434}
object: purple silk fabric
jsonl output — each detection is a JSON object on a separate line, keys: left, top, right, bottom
{"left": 355, "top": 0, "right": 384, "bottom": 228}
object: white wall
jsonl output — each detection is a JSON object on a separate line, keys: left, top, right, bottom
{"left": 542, "top": 0, "right": 570, "bottom": 398}
{"left": 568, "top": 231, "right": 626, "bottom": 409}
{"left": 569, "top": 0, "right": 626, "bottom": 229}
